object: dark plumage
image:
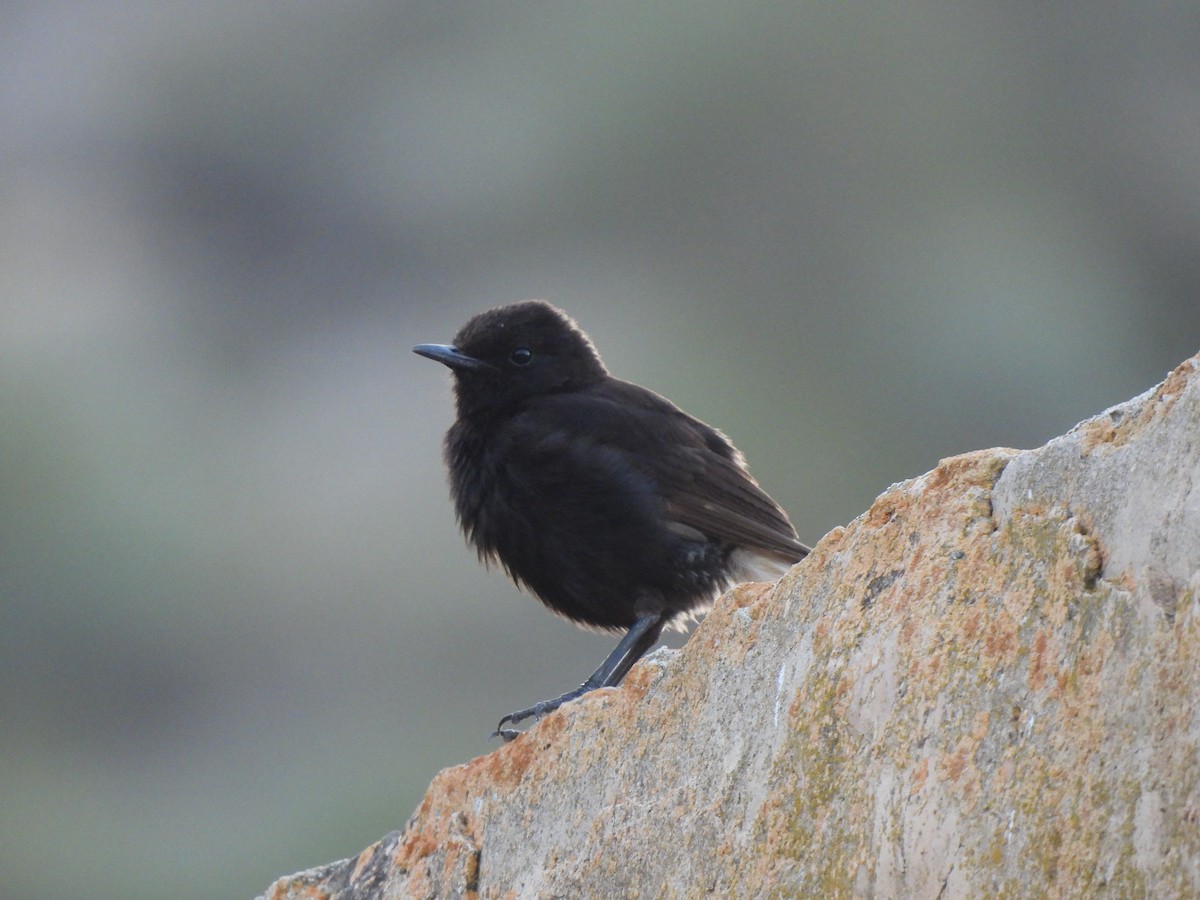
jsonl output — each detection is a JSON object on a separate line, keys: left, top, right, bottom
{"left": 414, "top": 300, "right": 808, "bottom": 738}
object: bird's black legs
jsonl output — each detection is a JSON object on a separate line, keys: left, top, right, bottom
{"left": 493, "top": 613, "right": 664, "bottom": 741}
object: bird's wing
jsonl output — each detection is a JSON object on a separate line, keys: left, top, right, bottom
{"left": 514, "top": 380, "right": 809, "bottom": 564}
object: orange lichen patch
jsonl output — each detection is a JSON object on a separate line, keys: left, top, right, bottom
{"left": 1156, "top": 356, "right": 1196, "bottom": 406}
{"left": 1128, "top": 356, "right": 1196, "bottom": 431}
{"left": 928, "top": 449, "right": 1015, "bottom": 494}
{"left": 865, "top": 493, "right": 905, "bottom": 528}
{"left": 621, "top": 659, "right": 666, "bottom": 700}
{"left": 1110, "top": 569, "right": 1138, "bottom": 592}
{"left": 992, "top": 759, "right": 1015, "bottom": 792}
{"left": 1028, "top": 629, "right": 1053, "bottom": 693}
{"left": 982, "top": 611, "right": 1019, "bottom": 664}
{"left": 397, "top": 828, "right": 441, "bottom": 867}
{"left": 1079, "top": 417, "right": 1118, "bottom": 453}
{"left": 728, "top": 581, "right": 773, "bottom": 611}
{"left": 349, "top": 840, "right": 382, "bottom": 881}
{"left": 907, "top": 541, "right": 927, "bottom": 571}
{"left": 1082, "top": 356, "right": 1198, "bottom": 454}
{"left": 440, "top": 841, "right": 479, "bottom": 899}
{"left": 925, "top": 652, "right": 942, "bottom": 680}
{"left": 817, "top": 525, "right": 847, "bottom": 550}
{"left": 484, "top": 722, "right": 545, "bottom": 783}
{"left": 832, "top": 672, "right": 856, "bottom": 714}
{"left": 962, "top": 607, "right": 983, "bottom": 642}
{"left": 911, "top": 757, "right": 929, "bottom": 794}
{"left": 969, "top": 711, "right": 990, "bottom": 743}
{"left": 933, "top": 710, "right": 991, "bottom": 813}
{"left": 945, "top": 748, "right": 968, "bottom": 782}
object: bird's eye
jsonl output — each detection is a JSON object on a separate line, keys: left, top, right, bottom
{"left": 509, "top": 347, "right": 533, "bottom": 366}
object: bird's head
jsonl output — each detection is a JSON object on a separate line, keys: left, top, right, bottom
{"left": 414, "top": 300, "right": 608, "bottom": 417}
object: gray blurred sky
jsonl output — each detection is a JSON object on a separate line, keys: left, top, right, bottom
{"left": 3, "top": 4, "right": 1199, "bottom": 899}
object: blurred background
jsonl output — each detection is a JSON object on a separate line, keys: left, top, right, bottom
{"left": 3, "top": 4, "right": 1199, "bottom": 898}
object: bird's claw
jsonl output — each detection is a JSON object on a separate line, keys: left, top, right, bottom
{"left": 490, "top": 700, "right": 554, "bottom": 741}
{"left": 490, "top": 713, "right": 522, "bottom": 741}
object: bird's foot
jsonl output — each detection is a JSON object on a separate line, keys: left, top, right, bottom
{"left": 490, "top": 683, "right": 595, "bottom": 742}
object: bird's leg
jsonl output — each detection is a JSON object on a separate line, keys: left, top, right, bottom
{"left": 493, "top": 612, "right": 664, "bottom": 741}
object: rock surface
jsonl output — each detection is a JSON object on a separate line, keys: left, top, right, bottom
{"left": 261, "top": 355, "right": 1200, "bottom": 899}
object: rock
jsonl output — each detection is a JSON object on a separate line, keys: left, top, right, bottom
{"left": 260, "top": 355, "right": 1200, "bottom": 899}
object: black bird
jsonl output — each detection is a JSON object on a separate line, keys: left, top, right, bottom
{"left": 414, "top": 301, "right": 808, "bottom": 739}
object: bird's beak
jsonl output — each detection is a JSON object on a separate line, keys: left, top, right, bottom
{"left": 413, "top": 343, "right": 497, "bottom": 373}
